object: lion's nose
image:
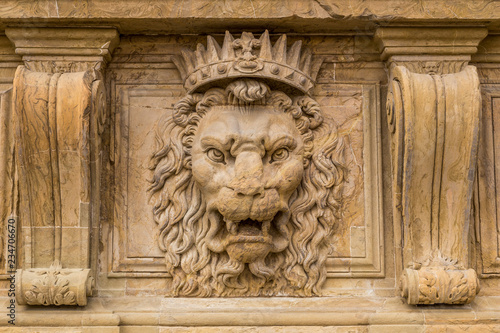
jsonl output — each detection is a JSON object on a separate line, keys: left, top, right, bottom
{"left": 231, "top": 151, "right": 264, "bottom": 197}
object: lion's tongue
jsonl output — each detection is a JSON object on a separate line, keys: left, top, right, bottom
{"left": 239, "top": 223, "right": 261, "bottom": 236}
{"left": 225, "top": 217, "right": 272, "bottom": 236}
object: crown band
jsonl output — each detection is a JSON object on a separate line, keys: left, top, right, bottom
{"left": 173, "top": 31, "right": 323, "bottom": 95}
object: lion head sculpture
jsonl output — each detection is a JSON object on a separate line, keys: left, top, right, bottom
{"left": 148, "top": 78, "right": 345, "bottom": 297}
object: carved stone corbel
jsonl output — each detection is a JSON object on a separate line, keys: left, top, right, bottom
{"left": 7, "top": 28, "right": 118, "bottom": 306}
{"left": 376, "top": 27, "right": 486, "bottom": 304}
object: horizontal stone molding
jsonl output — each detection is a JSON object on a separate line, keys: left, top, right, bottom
{"left": 2, "top": 296, "right": 500, "bottom": 328}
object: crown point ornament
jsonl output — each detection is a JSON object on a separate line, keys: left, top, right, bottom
{"left": 173, "top": 31, "right": 323, "bottom": 95}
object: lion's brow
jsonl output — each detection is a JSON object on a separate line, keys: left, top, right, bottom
{"left": 200, "top": 136, "right": 233, "bottom": 150}
{"left": 266, "top": 135, "right": 298, "bottom": 151}
{"left": 201, "top": 134, "right": 297, "bottom": 155}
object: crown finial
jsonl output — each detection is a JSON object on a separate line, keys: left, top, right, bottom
{"left": 173, "top": 31, "right": 323, "bottom": 95}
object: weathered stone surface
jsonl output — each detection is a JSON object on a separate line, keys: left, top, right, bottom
{"left": 0, "top": 1, "right": 499, "bottom": 331}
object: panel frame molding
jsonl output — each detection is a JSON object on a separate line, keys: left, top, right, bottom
{"left": 477, "top": 85, "right": 500, "bottom": 277}
{"left": 108, "top": 79, "right": 384, "bottom": 279}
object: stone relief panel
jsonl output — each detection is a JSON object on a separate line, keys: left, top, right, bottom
{"left": 0, "top": 36, "right": 22, "bottom": 280}
{"left": 107, "top": 33, "right": 383, "bottom": 296}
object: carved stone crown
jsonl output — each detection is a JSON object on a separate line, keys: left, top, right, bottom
{"left": 173, "top": 30, "right": 322, "bottom": 95}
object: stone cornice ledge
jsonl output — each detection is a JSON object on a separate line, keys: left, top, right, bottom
{"left": 0, "top": 2, "right": 500, "bottom": 34}
{"left": 473, "top": 34, "right": 500, "bottom": 63}
{"left": 1, "top": 297, "right": 500, "bottom": 328}
{"left": 1, "top": 1, "right": 500, "bottom": 21}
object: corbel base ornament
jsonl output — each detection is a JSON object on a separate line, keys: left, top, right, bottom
{"left": 15, "top": 261, "right": 94, "bottom": 306}
{"left": 401, "top": 253, "right": 480, "bottom": 305}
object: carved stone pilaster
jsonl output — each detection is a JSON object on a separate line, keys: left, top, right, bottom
{"left": 7, "top": 28, "right": 118, "bottom": 306}
{"left": 377, "top": 27, "right": 486, "bottom": 305}
{"left": 0, "top": 36, "right": 21, "bottom": 278}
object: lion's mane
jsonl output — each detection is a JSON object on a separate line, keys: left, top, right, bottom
{"left": 149, "top": 79, "right": 345, "bottom": 296}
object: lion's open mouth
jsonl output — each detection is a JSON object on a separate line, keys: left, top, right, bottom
{"left": 205, "top": 209, "right": 290, "bottom": 255}
{"left": 225, "top": 218, "right": 272, "bottom": 237}
{"left": 220, "top": 210, "right": 288, "bottom": 243}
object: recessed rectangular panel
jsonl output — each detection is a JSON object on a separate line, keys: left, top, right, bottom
{"left": 111, "top": 84, "right": 184, "bottom": 276}
{"left": 478, "top": 88, "right": 500, "bottom": 276}
{"left": 110, "top": 78, "right": 383, "bottom": 278}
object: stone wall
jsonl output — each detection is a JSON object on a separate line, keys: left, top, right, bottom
{"left": 0, "top": 1, "right": 499, "bottom": 331}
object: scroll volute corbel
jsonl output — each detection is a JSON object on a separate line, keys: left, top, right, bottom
{"left": 386, "top": 65, "right": 481, "bottom": 304}
{"left": 12, "top": 67, "right": 106, "bottom": 306}
{"left": 7, "top": 27, "right": 118, "bottom": 306}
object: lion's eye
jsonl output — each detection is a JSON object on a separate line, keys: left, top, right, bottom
{"left": 206, "top": 148, "right": 225, "bottom": 164}
{"left": 270, "top": 147, "right": 289, "bottom": 163}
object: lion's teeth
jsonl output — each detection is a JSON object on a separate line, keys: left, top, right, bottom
{"left": 225, "top": 219, "right": 238, "bottom": 235}
{"left": 229, "top": 223, "right": 238, "bottom": 235}
{"left": 262, "top": 220, "right": 271, "bottom": 237}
